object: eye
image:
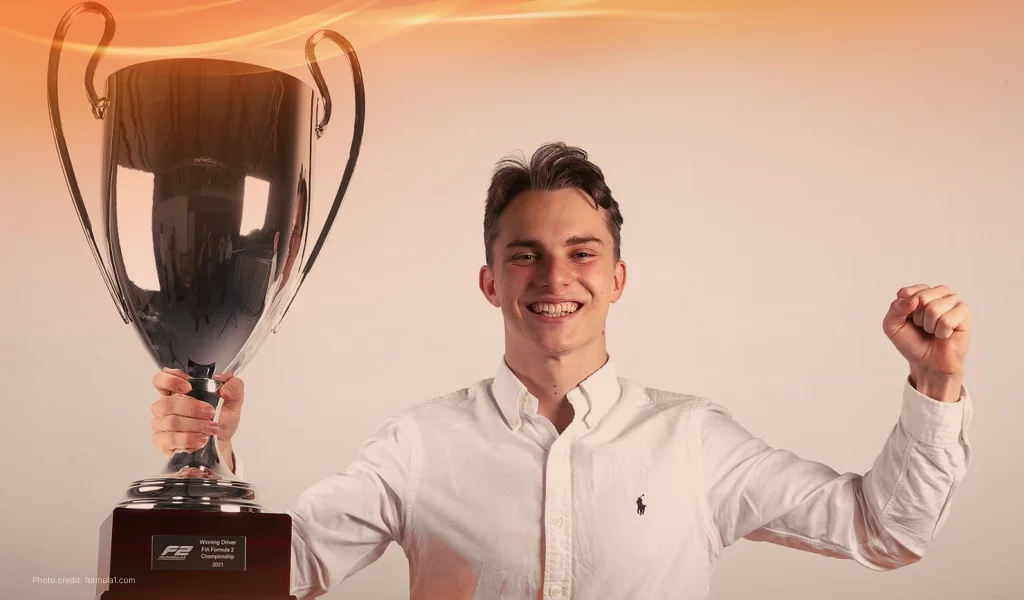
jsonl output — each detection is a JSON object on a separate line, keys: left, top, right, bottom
{"left": 573, "top": 251, "right": 594, "bottom": 259}
{"left": 511, "top": 253, "right": 537, "bottom": 262}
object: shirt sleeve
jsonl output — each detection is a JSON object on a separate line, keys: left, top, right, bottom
{"left": 698, "top": 378, "right": 973, "bottom": 570}
{"left": 285, "top": 412, "right": 419, "bottom": 599}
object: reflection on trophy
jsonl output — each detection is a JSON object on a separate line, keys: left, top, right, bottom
{"left": 47, "top": 2, "right": 364, "bottom": 598}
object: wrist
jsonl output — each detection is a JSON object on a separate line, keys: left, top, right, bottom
{"left": 909, "top": 367, "right": 964, "bottom": 403}
{"left": 218, "top": 438, "right": 235, "bottom": 473}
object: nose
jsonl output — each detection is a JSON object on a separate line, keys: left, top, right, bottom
{"left": 538, "top": 255, "right": 573, "bottom": 289}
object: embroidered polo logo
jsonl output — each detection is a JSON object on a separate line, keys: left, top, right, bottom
{"left": 636, "top": 494, "right": 646, "bottom": 515}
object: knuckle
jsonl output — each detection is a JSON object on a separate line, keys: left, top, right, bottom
{"left": 154, "top": 397, "right": 174, "bottom": 416}
{"left": 172, "top": 434, "right": 196, "bottom": 451}
{"left": 166, "top": 415, "right": 184, "bottom": 431}
{"left": 154, "top": 374, "right": 174, "bottom": 393}
{"left": 179, "top": 415, "right": 203, "bottom": 432}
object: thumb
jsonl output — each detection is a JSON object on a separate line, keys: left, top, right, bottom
{"left": 882, "top": 295, "right": 919, "bottom": 337}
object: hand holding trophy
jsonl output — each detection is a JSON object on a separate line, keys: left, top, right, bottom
{"left": 47, "top": 3, "right": 365, "bottom": 598}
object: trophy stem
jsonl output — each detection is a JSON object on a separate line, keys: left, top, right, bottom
{"left": 118, "top": 377, "right": 262, "bottom": 512}
{"left": 166, "top": 377, "right": 231, "bottom": 475}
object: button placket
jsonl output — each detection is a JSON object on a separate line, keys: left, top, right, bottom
{"left": 542, "top": 424, "right": 577, "bottom": 599}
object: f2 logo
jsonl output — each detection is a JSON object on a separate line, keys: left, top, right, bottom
{"left": 160, "top": 545, "right": 193, "bottom": 557}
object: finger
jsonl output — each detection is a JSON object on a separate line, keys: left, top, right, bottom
{"left": 911, "top": 285, "right": 951, "bottom": 328}
{"left": 151, "top": 394, "right": 216, "bottom": 419}
{"left": 922, "top": 293, "right": 961, "bottom": 335}
{"left": 151, "top": 413, "right": 220, "bottom": 436}
{"left": 152, "top": 431, "right": 210, "bottom": 455}
{"left": 153, "top": 431, "right": 211, "bottom": 455}
{"left": 153, "top": 371, "right": 191, "bottom": 396}
{"left": 934, "top": 302, "right": 971, "bottom": 339}
{"left": 213, "top": 370, "right": 234, "bottom": 382}
{"left": 897, "top": 284, "right": 930, "bottom": 299}
{"left": 217, "top": 376, "right": 245, "bottom": 408}
{"left": 882, "top": 294, "right": 920, "bottom": 337}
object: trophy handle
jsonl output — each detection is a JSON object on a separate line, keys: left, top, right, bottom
{"left": 272, "top": 30, "right": 366, "bottom": 332}
{"left": 47, "top": 2, "right": 131, "bottom": 324}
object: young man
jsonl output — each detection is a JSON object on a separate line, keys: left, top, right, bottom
{"left": 150, "top": 143, "right": 973, "bottom": 599}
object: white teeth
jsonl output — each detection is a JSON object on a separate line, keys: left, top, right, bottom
{"left": 529, "top": 302, "right": 580, "bottom": 317}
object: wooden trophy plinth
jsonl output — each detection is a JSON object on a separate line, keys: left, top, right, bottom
{"left": 96, "top": 507, "right": 296, "bottom": 600}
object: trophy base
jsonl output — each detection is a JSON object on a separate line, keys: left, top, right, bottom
{"left": 120, "top": 477, "right": 262, "bottom": 512}
{"left": 97, "top": 506, "right": 294, "bottom": 600}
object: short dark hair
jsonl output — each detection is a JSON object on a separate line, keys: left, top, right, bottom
{"left": 483, "top": 142, "right": 624, "bottom": 266}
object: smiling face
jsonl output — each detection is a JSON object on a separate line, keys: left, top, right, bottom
{"left": 479, "top": 187, "right": 627, "bottom": 362}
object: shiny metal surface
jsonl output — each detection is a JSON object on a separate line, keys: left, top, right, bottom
{"left": 102, "top": 56, "right": 316, "bottom": 379}
{"left": 48, "top": 2, "right": 365, "bottom": 511}
{"left": 122, "top": 477, "right": 261, "bottom": 513}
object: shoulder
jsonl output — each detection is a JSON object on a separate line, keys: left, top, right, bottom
{"left": 621, "top": 378, "right": 734, "bottom": 420}
{"left": 352, "top": 384, "right": 486, "bottom": 461}
{"left": 381, "top": 378, "right": 491, "bottom": 428}
{"left": 617, "top": 380, "right": 754, "bottom": 452}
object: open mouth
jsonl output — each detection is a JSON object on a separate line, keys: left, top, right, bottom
{"left": 528, "top": 302, "right": 582, "bottom": 318}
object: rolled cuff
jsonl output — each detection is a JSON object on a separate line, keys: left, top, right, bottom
{"left": 900, "top": 378, "right": 970, "bottom": 447}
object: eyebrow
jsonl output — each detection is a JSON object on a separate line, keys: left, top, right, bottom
{"left": 504, "top": 235, "right": 605, "bottom": 250}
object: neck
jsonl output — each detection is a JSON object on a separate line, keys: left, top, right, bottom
{"left": 504, "top": 341, "right": 609, "bottom": 431}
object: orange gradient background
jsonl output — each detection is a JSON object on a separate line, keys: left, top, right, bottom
{"left": 1, "top": 1, "right": 1022, "bottom": 599}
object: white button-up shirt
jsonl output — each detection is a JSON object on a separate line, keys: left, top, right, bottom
{"left": 262, "top": 358, "right": 971, "bottom": 599}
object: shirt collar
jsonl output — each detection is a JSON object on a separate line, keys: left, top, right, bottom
{"left": 490, "top": 356, "right": 622, "bottom": 431}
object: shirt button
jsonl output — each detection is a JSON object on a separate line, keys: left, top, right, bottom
{"left": 511, "top": 416, "right": 520, "bottom": 427}
{"left": 550, "top": 586, "right": 563, "bottom": 597}
{"left": 522, "top": 397, "right": 530, "bottom": 407}
{"left": 552, "top": 516, "right": 563, "bottom": 526}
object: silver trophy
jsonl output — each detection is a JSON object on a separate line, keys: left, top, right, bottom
{"left": 48, "top": 1, "right": 364, "bottom": 513}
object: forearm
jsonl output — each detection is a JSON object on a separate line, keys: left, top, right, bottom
{"left": 766, "top": 383, "right": 970, "bottom": 565}
{"left": 857, "top": 385, "right": 971, "bottom": 560}
{"left": 910, "top": 366, "right": 964, "bottom": 404}
{"left": 219, "top": 439, "right": 235, "bottom": 474}
{"left": 706, "top": 380, "right": 973, "bottom": 569}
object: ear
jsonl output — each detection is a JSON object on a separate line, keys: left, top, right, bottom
{"left": 479, "top": 264, "right": 501, "bottom": 307}
{"left": 610, "top": 259, "right": 627, "bottom": 303}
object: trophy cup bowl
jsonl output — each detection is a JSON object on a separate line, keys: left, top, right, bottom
{"left": 48, "top": 3, "right": 364, "bottom": 598}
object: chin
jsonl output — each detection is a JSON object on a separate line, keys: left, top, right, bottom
{"left": 532, "top": 336, "right": 583, "bottom": 357}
